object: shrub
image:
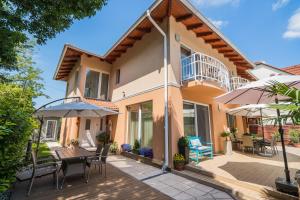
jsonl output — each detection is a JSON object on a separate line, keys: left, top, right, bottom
{"left": 178, "top": 136, "right": 189, "bottom": 147}
{"left": 0, "top": 84, "right": 36, "bottom": 192}
{"left": 289, "top": 129, "right": 300, "bottom": 144}
{"left": 273, "top": 131, "right": 281, "bottom": 142}
{"left": 96, "top": 132, "right": 109, "bottom": 144}
{"left": 132, "top": 139, "right": 140, "bottom": 154}
{"left": 109, "top": 141, "right": 118, "bottom": 154}
{"left": 173, "top": 153, "right": 185, "bottom": 163}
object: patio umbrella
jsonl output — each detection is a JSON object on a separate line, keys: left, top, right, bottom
{"left": 34, "top": 101, "right": 118, "bottom": 155}
{"left": 216, "top": 75, "right": 300, "bottom": 188}
{"left": 227, "top": 104, "right": 288, "bottom": 141}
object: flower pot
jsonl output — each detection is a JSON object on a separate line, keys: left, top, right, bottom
{"left": 224, "top": 140, "right": 232, "bottom": 155}
{"left": 174, "top": 161, "right": 185, "bottom": 171}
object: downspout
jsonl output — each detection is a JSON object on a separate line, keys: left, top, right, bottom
{"left": 147, "top": 10, "right": 169, "bottom": 171}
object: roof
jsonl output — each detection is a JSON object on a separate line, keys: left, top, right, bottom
{"left": 253, "top": 61, "right": 292, "bottom": 75}
{"left": 54, "top": 0, "right": 254, "bottom": 80}
{"left": 282, "top": 64, "right": 300, "bottom": 75}
{"left": 84, "top": 98, "right": 119, "bottom": 111}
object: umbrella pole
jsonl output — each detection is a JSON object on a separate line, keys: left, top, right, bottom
{"left": 275, "top": 97, "right": 290, "bottom": 183}
{"left": 35, "top": 117, "right": 44, "bottom": 157}
{"left": 260, "top": 108, "right": 265, "bottom": 142}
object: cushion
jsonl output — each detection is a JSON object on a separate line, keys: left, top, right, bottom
{"left": 197, "top": 146, "right": 210, "bottom": 151}
{"left": 190, "top": 139, "right": 202, "bottom": 147}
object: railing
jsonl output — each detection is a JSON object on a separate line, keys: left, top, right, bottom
{"left": 230, "top": 77, "right": 249, "bottom": 90}
{"left": 181, "top": 52, "right": 231, "bottom": 90}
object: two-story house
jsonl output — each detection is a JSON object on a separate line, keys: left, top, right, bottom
{"left": 53, "top": 0, "right": 255, "bottom": 166}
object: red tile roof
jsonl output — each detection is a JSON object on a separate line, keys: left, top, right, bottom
{"left": 282, "top": 64, "right": 300, "bottom": 75}
{"left": 84, "top": 98, "right": 119, "bottom": 111}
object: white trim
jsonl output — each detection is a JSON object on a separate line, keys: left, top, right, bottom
{"left": 183, "top": 100, "right": 212, "bottom": 142}
{"left": 45, "top": 120, "right": 57, "bottom": 140}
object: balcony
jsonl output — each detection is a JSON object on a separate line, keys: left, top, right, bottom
{"left": 230, "top": 77, "right": 249, "bottom": 90}
{"left": 181, "top": 52, "right": 231, "bottom": 91}
{"left": 181, "top": 52, "right": 249, "bottom": 91}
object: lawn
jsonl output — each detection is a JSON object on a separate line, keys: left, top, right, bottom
{"left": 32, "top": 143, "right": 52, "bottom": 158}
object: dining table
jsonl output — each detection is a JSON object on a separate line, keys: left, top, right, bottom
{"left": 55, "top": 147, "right": 95, "bottom": 189}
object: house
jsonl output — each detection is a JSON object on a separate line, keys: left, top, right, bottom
{"left": 53, "top": 0, "right": 255, "bottom": 166}
{"left": 249, "top": 61, "right": 291, "bottom": 80}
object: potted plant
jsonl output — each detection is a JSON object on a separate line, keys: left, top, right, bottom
{"left": 96, "top": 132, "right": 109, "bottom": 145}
{"left": 289, "top": 129, "right": 300, "bottom": 147}
{"left": 70, "top": 139, "right": 79, "bottom": 148}
{"left": 221, "top": 129, "right": 232, "bottom": 155}
{"left": 110, "top": 141, "right": 118, "bottom": 154}
{"left": 178, "top": 136, "right": 189, "bottom": 163}
{"left": 132, "top": 139, "right": 140, "bottom": 154}
{"left": 173, "top": 153, "right": 185, "bottom": 171}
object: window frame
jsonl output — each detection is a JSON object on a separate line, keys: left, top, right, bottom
{"left": 116, "top": 69, "right": 120, "bottom": 84}
{"left": 83, "top": 67, "right": 110, "bottom": 100}
{"left": 45, "top": 120, "right": 57, "bottom": 139}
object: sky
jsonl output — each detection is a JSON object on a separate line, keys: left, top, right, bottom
{"left": 33, "top": 0, "right": 300, "bottom": 107}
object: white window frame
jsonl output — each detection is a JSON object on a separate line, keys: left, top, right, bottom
{"left": 45, "top": 120, "right": 57, "bottom": 140}
{"left": 84, "top": 67, "right": 110, "bottom": 100}
{"left": 183, "top": 100, "right": 212, "bottom": 140}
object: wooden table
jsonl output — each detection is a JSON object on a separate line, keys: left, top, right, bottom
{"left": 55, "top": 147, "right": 94, "bottom": 189}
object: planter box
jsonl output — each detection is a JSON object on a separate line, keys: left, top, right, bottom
{"left": 174, "top": 161, "right": 185, "bottom": 171}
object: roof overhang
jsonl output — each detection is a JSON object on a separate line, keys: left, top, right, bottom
{"left": 54, "top": 44, "right": 106, "bottom": 81}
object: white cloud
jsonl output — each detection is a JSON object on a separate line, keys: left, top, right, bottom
{"left": 272, "top": 0, "right": 290, "bottom": 11}
{"left": 283, "top": 9, "right": 300, "bottom": 39}
{"left": 209, "top": 19, "right": 229, "bottom": 29}
{"left": 190, "top": 0, "right": 239, "bottom": 7}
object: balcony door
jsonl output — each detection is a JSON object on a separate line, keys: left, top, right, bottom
{"left": 183, "top": 101, "right": 211, "bottom": 143}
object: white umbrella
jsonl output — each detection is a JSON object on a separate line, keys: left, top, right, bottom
{"left": 35, "top": 101, "right": 118, "bottom": 118}
{"left": 216, "top": 75, "right": 300, "bottom": 187}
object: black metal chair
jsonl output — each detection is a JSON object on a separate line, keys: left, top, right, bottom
{"left": 86, "top": 144, "right": 110, "bottom": 182}
{"left": 16, "top": 151, "right": 58, "bottom": 196}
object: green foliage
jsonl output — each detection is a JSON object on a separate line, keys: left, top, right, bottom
{"left": 132, "top": 139, "right": 140, "bottom": 154}
{"left": 289, "top": 129, "right": 300, "bottom": 144}
{"left": 173, "top": 153, "right": 185, "bottom": 163}
{"left": 0, "top": 0, "right": 107, "bottom": 70}
{"left": 178, "top": 136, "right": 189, "bottom": 147}
{"left": 96, "top": 132, "right": 109, "bottom": 144}
{"left": 273, "top": 131, "right": 281, "bottom": 142}
{"left": 221, "top": 131, "right": 231, "bottom": 138}
{"left": 0, "top": 84, "right": 36, "bottom": 192}
{"left": 109, "top": 141, "right": 118, "bottom": 154}
{"left": 267, "top": 81, "right": 300, "bottom": 124}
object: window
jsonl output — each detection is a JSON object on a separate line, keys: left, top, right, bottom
{"left": 183, "top": 102, "right": 211, "bottom": 143}
{"left": 85, "top": 119, "right": 91, "bottom": 130}
{"left": 84, "top": 68, "right": 109, "bottom": 100}
{"left": 226, "top": 114, "right": 236, "bottom": 129}
{"left": 116, "top": 69, "right": 120, "bottom": 84}
{"left": 74, "top": 71, "right": 79, "bottom": 94}
{"left": 127, "top": 101, "right": 153, "bottom": 148}
{"left": 46, "top": 120, "right": 57, "bottom": 139}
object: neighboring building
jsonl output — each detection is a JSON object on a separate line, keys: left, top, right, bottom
{"left": 53, "top": 0, "right": 255, "bottom": 166}
{"left": 41, "top": 117, "right": 61, "bottom": 141}
{"left": 249, "top": 61, "right": 291, "bottom": 80}
{"left": 282, "top": 64, "right": 300, "bottom": 75}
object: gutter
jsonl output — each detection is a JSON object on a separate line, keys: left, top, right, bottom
{"left": 146, "top": 10, "right": 169, "bottom": 172}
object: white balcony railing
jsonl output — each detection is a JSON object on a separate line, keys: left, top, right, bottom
{"left": 230, "top": 77, "right": 249, "bottom": 90}
{"left": 181, "top": 52, "right": 231, "bottom": 90}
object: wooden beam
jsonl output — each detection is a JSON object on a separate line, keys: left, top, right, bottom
{"left": 212, "top": 44, "right": 227, "bottom": 49}
{"left": 176, "top": 14, "right": 193, "bottom": 22}
{"left": 62, "top": 59, "right": 77, "bottom": 62}
{"left": 218, "top": 49, "right": 233, "bottom": 53}
{"left": 196, "top": 31, "right": 213, "bottom": 37}
{"left": 168, "top": 0, "right": 172, "bottom": 17}
{"left": 187, "top": 23, "right": 203, "bottom": 30}
{"left": 136, "top": 27, "right": 151, "bottom": 33}
{"left": 224, "top": 54, "right": 239, "bottom": 57}
{"left": 205, "top": 38, "right": 221, "bottom": 43}
{"left": 127, "top": 36, "right": 142, "bottom": 40}
{"left": 121, "top": 44, "right": 133, "bottom": 48}
{"left": 114, "top": 49, "right": 126, "bottom": 53}
{"left": 229, "top": 58, "right": 243, "bottom": 62}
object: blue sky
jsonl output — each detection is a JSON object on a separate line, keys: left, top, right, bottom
{"left": 33, "top": 0, "right": 300, "bottom": 107}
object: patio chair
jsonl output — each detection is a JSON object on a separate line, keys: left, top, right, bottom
{"left": 264, "top": 136, "right": 278, "bottom": 156}
{"left": 16, "top": 151, "right": 59, "bottom": 196}
{"left": 187, "top": 136, "right": 213, "bottom": 163}
{"left": 241, "top": 135, "right": 255, "bottom": 154}
{"left": 86, "top": 144, "right": 110, "bottom": 182}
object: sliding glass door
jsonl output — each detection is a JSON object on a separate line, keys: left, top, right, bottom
{"left": 127, "top": 101, "right": 153, "bottom": 148}
{"left": 183, "top": 102, "right": 211, "bottom": 143}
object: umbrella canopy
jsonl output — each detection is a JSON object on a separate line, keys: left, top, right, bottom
{"left": 35, "top": 101, "right": 118, "bottom": 118}
{"left": 216, "top": 75, "right": 300, "bottom": 104}
{"left": 227, "top": 104, "right": 288, "bottom": 118}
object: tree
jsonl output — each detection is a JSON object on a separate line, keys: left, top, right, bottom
{"left": 268, "top": 81, "right": 300, "bottom": 124}
{"left": 0, "top": 0, "right": 107, "bottom": 70}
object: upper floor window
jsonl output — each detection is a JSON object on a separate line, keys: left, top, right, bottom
{"left": 84, "top": 68, "right": 109, "bottom": 100}
{"left": 116, "top": 69, "right": 120, "bottom": 84}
